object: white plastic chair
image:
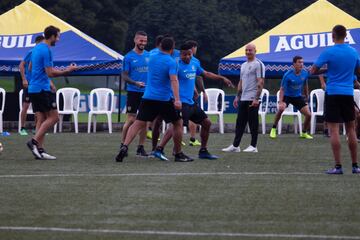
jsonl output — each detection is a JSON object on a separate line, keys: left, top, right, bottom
{"left": 310, "top": 89, "right": 325, "bottom": 134}
{"left": 88, "top": 88, "right": 114, "bottom": 134}
{"left": 259, "top": 89, "right": 269, "bottom": 134}
{"left": 200, "top": 88, "right": 225, "bottom": 134}
{"left": 54, "top": 88, "right": 80, "bottom": 133}
{"left": 0, "top": 88, "right": 5, "bottom": 133}
{"left": 18, "top": 89, "right": 34, "bottom": 133}
{"left": 276, "top": 90, "right": 302, "bottom": 135}
{"left": 246, "top": 88, "right": 269, "bottom": 134}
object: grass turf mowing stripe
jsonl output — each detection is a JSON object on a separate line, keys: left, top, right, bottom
{"left": 0, "top": 226, "right": 359, "bottom": 239}
{"left": 0, "top": 172, "right": 323, "bottom": 178}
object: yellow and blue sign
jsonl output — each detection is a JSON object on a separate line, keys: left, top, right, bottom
{"left": 0, "top": 0, "right": 123, "bottom": 76}
{"left": 219, "top": 0, "right": 360, "bottom": 76}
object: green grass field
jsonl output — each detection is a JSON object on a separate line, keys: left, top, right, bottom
{"left": 78, "top": 113, "right": 297, "bottom": 125}
{"left": 0, "top": 133, "right": 359, "bottom": 240}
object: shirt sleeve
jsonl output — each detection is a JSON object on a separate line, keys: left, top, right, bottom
{"left": 23, "top": 51, "right": 31, "bottom": 62}
{"left": 314, "top": 50, "right": 329, "bottom": 68}
{"left": 123, "top": 55, "right": 131, "bottom": 72}
{"left": 196, "top": 62, "right": 204, "bottom": 76}
{"left": 43, "top": 48, "right": 53, "bottom": 68}
{"left": 281, "top": 72, "right": 288, "bottom": 88}
{"left": 168, "top": 59, "right": 178, "bottom": 76}
{"left": 256, "top": 62, "right": 265, "bottom": 78}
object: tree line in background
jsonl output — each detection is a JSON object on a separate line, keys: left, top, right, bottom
{"left": 1, "top": 0, "right": 360, "bottom": 73}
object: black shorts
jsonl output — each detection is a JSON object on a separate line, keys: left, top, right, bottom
{"left": 22, "top": 88, "right": 31, "bottom": 103}
{"left": 324, "top": 94, "right": 355, "bottom": 123}
{"left": 126, "top": 91, "right": 144, "bottom": 114}
{"left": 283, "top": 96, "right": 307, "bottom": 111}
{"left": 181, "top": 103, "right": 207, "bottom": 127}
{"left": 29, "top": 90, "right": 57, "bottom": 113}
{"left": 136, "top": 99, "right": 181, "bottom": 123}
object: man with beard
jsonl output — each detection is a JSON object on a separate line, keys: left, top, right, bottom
{"left": 26, "top": 25, "right": 77, "bottom": 160}
{"left": 121, "top": 31, "right": 149, "bottom": 157}
{"left": 116, "top": 37, "right": 192, "bottom": 163}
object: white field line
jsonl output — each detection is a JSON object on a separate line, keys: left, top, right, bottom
{"left": 0, "top": 226, "right": 359, "bottom": 239}
{"left": 0, "top": 172, "right": 322, "bottom": 178}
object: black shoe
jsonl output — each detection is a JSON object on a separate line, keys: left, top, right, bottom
{"left": 136, "top": 145, "right": 149, "bottom": 157}
{"left": 174, "top": 152, "right": 194, "bottom": 162}
{"left": 26, "top": 139, "right": 42, "bottom": 159}
{"left": 116, "top": 145, "right": 128, "bottom": 162}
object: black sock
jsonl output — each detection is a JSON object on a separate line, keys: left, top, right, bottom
{"left": 38, "top": 148, "right": 44, "bottom": 153}
{"left": 31, "top": 138, "right": 39, "bottom": 146}
{"left": 21, "top": 127, "right": 26, "bottom": 131}
{"left": 175, "top": 152, "right": 182, "bottom": 157}
{"left": 156, "top": 146, "right": 164, "bottom": 152}
{"left": 190, "top": 137, "right": 195, "bottom": 142}
{"left": 272, "top": 124, "right": 276, "bottom": 129}
{"left": 335, "top": 164, "right": 342, "bottom": 169}
{"left": 148, "top": 127, "right": 152, "bottom": 131}
{"left": 324, "top": 129, "right": 329, "bottom": 134}
{"left": 352, "top": 163, "right": 358, "bottom": 168}
{"left": 199, "top": 147, "right": 207, "bottom": 152}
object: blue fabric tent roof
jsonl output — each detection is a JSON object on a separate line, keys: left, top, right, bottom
{"left": 0, "top": 1, "right": 123, "bottom": 76}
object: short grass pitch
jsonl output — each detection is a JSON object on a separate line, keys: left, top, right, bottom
{"left": 0, "top": 133, "right": 359, "bottom": 240}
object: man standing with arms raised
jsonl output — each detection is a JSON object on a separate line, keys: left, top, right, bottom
{"left": 26, "top": 25, "right": 77, "bottom": 160}
{"left": 121, "top": 31, "right": 149, "bottom": 157}
{"left": 116, "top": 37, "right": 192, "bottom": 162}
{"left": 222, "top": 43, "right": 265, "bottom": 153}
{"left": 311, "top": 25, "right": 360, "bottom": 174}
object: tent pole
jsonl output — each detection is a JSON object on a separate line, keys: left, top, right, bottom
{"left": 118, "top": 74, "right": 122, "bottom": 123}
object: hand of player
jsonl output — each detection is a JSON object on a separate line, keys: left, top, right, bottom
{"left": 233, "top": 96, "right": 239, "bottom": 108}
{"left": 250, "top": 99, "right": 259, "bottom": 108}
{"left": 174, "top": 99, "right": 182, "bottom": 110}
{"left": 278, "top": 101, "right": 286, "bottom": 111}
{"left": 67, "top": 63, "right": 78, "bottom": 72}
{"left": 223, "top": 77, "right": 235, "bottom": 88}
{"left": 22, "top": 80, "right": 28, "bottom": 88}
{"left": 135, "top": 82, "right": 146, "bottom": 88}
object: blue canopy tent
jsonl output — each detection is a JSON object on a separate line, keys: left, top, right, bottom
{"left": 0, "top": 1, "right": 124, "bottom": 121}
{"left": 219, "top": 0, "right": 360, "bottom": 77}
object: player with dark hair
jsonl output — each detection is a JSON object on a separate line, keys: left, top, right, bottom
{"left": 26, "top": 25, "right": 77, "bottom": 160}
{"left": 116, "top": 37, "right": 192, "bottom": 163}
{"left": 311, "top": 24, "right": 360, "bottom": 174}
{"left": 269, "top": 56, "right": 312, "bottom": 139}
{"left": 19, "top": 35, "right": 45, "bottom": 136}
{"left": 121, "top": 31, "right": 149, "bottom": 157}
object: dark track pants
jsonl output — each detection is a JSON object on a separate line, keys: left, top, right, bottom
{"left": 233, "top": 101, "right": 259, "bottom": 147}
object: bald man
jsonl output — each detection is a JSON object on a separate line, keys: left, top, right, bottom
{"left": 222, "top": 44, "right": 265, "bottom": 153}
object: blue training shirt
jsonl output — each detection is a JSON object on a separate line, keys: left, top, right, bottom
{"left": 149, "top": 48, "right": 160, "bottom": 56}
{"left": 28, "top": 43, "right": 53, "bottom": 93}
{"left": 178, "top": 58, "right": 204, "bottom": 104}
{"left": 143, "top": 51, "right": 178, "bottom": 101}
{"left": 123, "top": 50, "right": 149, "bottom": 93}
{"left": 281, "top": 69, "right": 309, "bottom": 97}
{"left": 314, "top": 44, "right": 360, "bottom": 96}
{"left": 23, "top": 50, "right": 32, "bottom": 82}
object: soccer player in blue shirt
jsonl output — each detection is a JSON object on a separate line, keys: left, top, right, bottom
{"left": 152, "top": 42, "right": 233, "bottom": 160}
{"left": 311, "top": 25, "right": 360, "bottom": 174}
{"left": 19, "top": 35, "right": 45, "bottom": 136}
{"left": 116, "top": 37, "right": 192, "bottom": 162}
{"left": 26, "top": 25, "right": 77, "bottom": 160}
{"left": 121, "top": 31, "right": 149, "bottom": 157}
{"left": 269, "top": 56, "right": 312, "bottom": 139}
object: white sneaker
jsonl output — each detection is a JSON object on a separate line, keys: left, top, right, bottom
{"left": 40, "top": 152, "right": 57, "bottom": 160}
{"left": 243, "top": 145, "right": 258, "bottom": 153}
{"left": 222, "top": 145, "right": 241, "bottom": 152}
